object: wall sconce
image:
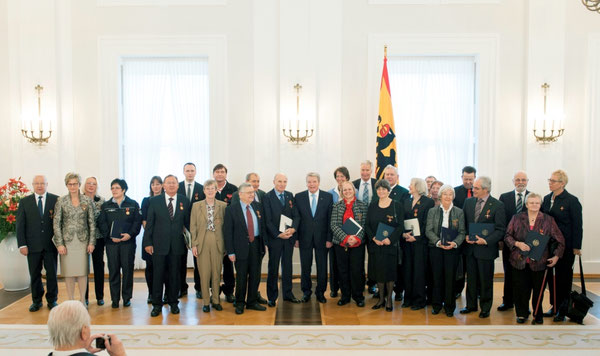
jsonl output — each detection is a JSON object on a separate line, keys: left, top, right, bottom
{"left": 533, "top": 83, "right": 564, "bottom": 144}
{"left": 21, "top": 85, "right": 53, "bottom": 145}
{"left": 282, "top": 83, "right": 314, "bottom": 145}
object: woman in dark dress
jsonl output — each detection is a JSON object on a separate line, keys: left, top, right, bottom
{"left": 365, "top": 179, "right": 404, "bottom": 311}
{"left": 402, "top": 178, "right": 434, "bottom": 310}
{"left": 141, "top": 176, "right": 163, "bottom": 303}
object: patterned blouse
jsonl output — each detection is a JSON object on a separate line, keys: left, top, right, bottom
{"left": 90, "top": 195, "right": 105, "bottom": 240}
{"left": 207, "top": 203, "right": 216, "bottom": 231}
{"left": 53, "top": 194, "right": 97, "bottom": 247}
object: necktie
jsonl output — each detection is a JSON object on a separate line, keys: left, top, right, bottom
{"left": 38, "top": 196, "right": 43, "bottom": 217}
{"left": 168, "top": 198, "right": 174, "bottom": 220}
{"left": 246, "top": 205, "right": 255, "bottom": 242}
{"left": 311, "top": 194, "right": 317, "bottom": 217}
{"left": 362, "top": 182, "right": 369, "bottom": 204}
{"left": 279, "top": 193, "right": 285, "bottom": 207}
{"left": 474, "top": 198, "right": 484, "bottom": 221}
{"left": 516, "top": 193, "right": 523, "bottom": 214}
{"left": 187, "top": 184, "right": 192, "bottom": 201}
{"left": 467, "top": 189, "right": 472, "bottom": 198}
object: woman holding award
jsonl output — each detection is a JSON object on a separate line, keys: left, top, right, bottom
{"left": 505, "top": 193, "right": 564, "bottom": 324}
{"left": 331, "top": 181, "right": 368, "bottom": 307}
{"left": 364, "top": 180, "right": 404, "bottom": 311}
{"left": 425, "top": 185, "right": 466, "bottom": 317}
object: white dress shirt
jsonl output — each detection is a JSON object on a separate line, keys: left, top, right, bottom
{"left": 357, "top": 179, "right": 372, "bottom": 202}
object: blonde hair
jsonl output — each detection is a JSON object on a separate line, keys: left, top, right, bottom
{"left": 64, "top": 172, "right": 81, "bottom": 186}
{"left": 552, "top": 170, "right": 569, "bottom": 186}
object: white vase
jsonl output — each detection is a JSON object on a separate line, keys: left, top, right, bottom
{"left": 0, "top": 232, "right": 30, "bottom": 291}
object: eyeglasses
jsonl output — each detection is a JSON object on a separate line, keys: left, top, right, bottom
{"left": 548, "top": 179, "right": 562, "bottom": 183}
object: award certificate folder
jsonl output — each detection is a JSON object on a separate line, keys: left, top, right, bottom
{"left": 110, "top": 220, "right": 131, "bottom": 239}
{"left": 468, "top": 223, "right": 494, "bottom": 242}
{"left": 403, "top": 218, "right": 421, "bottom": 237}
{"left": 279, "top": 215, "right": 293, "bottom": 232}
{"left": 342, "top": 217, "right": 362, "bottom": 236}
{"left": 522, "top": 231, "right": 550, "bottom": 261}
{"left": 441, "top": 227, "right": 458, "bottom": 246}
{"left": 375, "top": 222, "right": 395, "bottom": 241}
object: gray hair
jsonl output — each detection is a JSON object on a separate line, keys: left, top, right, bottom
{"left": 360, "top": 160, "right": 373, "bottom": 168}
{"left": 410, "top": 178, "right": 428, "bottom": 196}
{"left": 439, "top": 184, "right": 455, "bottom": 199}
{"left": 478, "top": 176, "right": 492, "bottom": 192}
{"left": 525, "top": 192, "right": 542, "bottom": 204}
{"left": 203, "top": 179, "right": 218, "bottom": 190}
{"left": 245, "top": 172, "right": 259, "bottom": 181}
{"left": 306, "top": 172, "right": 321, "bottom": 182}
{"left": 239, "top": 182, "right": 253, "bottom": 193}
{"left": 48, "top": 301, "right": 90, "bottom": 349}
{"left": 64, "top": 172, "right": 81, "bottom": 186}
{"left": 384, "top": 165, "right": 398, "bottom": 175}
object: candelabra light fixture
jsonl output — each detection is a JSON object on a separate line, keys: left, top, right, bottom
{"left": 21, "top": 85, "right": 53, "bottom": 145}
{"left": 282, "top": 83, "right": 314, "bottom": 145}
{"left": 582, "top": 0, "right": 600, "bottom": 13}
{"left": 533, "top": 83, "right": 564, "bottom": 144}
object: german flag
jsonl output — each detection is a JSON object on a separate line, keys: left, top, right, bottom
{"left": 375, "top": 48, "right": 397, "bottom": 180}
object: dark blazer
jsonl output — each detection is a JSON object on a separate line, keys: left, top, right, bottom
{"left": 499, "top": 190, "right": 530, "bottom": 226}
{"left": 231, "top": 189, "right": 266, "bottom": 204}
{"left": 541, "top": 190, "right": 583, "bottom": 250}
{"left": 97, "top": 196, "right": 143, "bottom": 246}
{"left": 295, "top": 190, "right": 333, "bottom": 247}
{"left": 353, "top": 178, "right": 376, "bottom": 200}
{"left": 16, "top": 193, "right": 58, "bottom": 253}
{"left": 216, "top": 181, "right": 238, "bottom": 205}
{"left": 403, "top": 195, "right": 435, "bottom": 243}
{"left": 371, "top": 184, "right": 409, "bottom": 205}
{"left": 504, "top": 212, "right": 565, "bottom": 272}
{"left": 463, "top": 196, "right": 506, "bottom": 260}
{"left": 425, "top": 205, "right": 466, "bottom": 248}
{"left": 142, "top": 193, "right": 190, "bottom": 256}
{"left": 223, "top": 201, "right": 266, "bottom": 259}
{"left": 178, "top": 181, "right": 205, "bottom": 207}
{"left": 263, "top": 189, "right": 300, "bottom": 244}
{"left": 453, "top": 185, "right": 473, "bottom": 209}
{"left": 330, "top": 199, "right": 368, "bottom": 245}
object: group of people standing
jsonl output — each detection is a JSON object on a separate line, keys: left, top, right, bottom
{"left": 16, "top": 161, "right": 583, "bottom": 324}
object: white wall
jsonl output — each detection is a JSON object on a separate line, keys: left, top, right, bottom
{"left": 1, "top": 0, "right": 599, "bottom": 272}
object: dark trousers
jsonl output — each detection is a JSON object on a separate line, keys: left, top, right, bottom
{"left": 234, "top": 239, "right": 262, "bottom": 306}
{"left": 501, "top": 243, "right": 514, "bottom": 306}
{"left": 86, "top": 237, "right": 105, "bottom": 301}
{"left": 180, "top": 249, "right": 201, "bottom": 294}
{"left": 454, "top": 254, "right": 466, "bottom": 297}
{"left": 152, "top": 253, "right": 181, "bottom": 307}
{"left": 299, "top": 243, "right": 328, "bottom": 297}
{"left": 425, "top": 247, "right": 433, "bottom": 303}
{"left": 547, "top": 249, "right": 575, "bottom": 313}
{"left": 512, "top": 265, "right": 546, "bottom": 318}
{"left": 334, "top": 244, "right": 365, "bottom": 302}
{"left": 144, "top": 256, "right": 154, "bottom": 296}
{"left": 222, "top": 255, "right": 235, "bottom": 295}
{"left": 430, "top": 246, "right": 459, "bottom": 313}
{"left": 106, "top": 242, "right": 136, "bottom": 303}
{"left": 27, "top": 248, "right": 58, "bottom": 304}
{"left": 266, "top": 238, "right": 294, "bottom": 301}
{"left": 394, "top": 263, "right": 404, "bottom": 297}
{"left": 465, "top": 254, "right": 495, "bottom": 313}
{"left": 403, "top": 241, "right": 428, "bottom": 307}
{"left": 328, "top": 247, "right": 340, "bottom": 293}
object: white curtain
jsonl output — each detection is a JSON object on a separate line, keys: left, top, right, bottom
{"left": 120, "top": 58, "right": 210, "bottom": 268}
{"left": 387, "top": 56, "right": 477, "bottom": 188}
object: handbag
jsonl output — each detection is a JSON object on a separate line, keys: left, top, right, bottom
{"left": 566, "top": 255, "right": 594, "bottom": 324}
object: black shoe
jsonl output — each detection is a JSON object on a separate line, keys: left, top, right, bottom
{"left": 284, "top": 296, "right": 302, "bottom": 303}
{"left": 123, "top": 300, "right": 131, "bottom": 307}
{"left": 47, "top": 301, "right": 58, "bottom": 310}
{"left": 267, "top": 300, "right": 276, "bottom": 307}
{"left": 212, "top": 303, "right": 223, "bottom": 311}
{"left": 257, "top": 294, "right": 268, "bottom": 305}
{"left": 401, "top": 302, "right": 411, "bottom": 308}
{"left": 372, "top": 301, "right": 385, "bottom": 310}
{"left": 446, "top": 311, "right": 454, "bottom": 317}
{"left": 543, "top": 308, "right": 554, "bottom": 317}
{"left": 316, "top": 295, "right": 327, "bottom": 304}
{"left": 394, "top": 294, "right": 403, "bottom": 302}
{"left": 150, "top": 307, "right": 161, "bottom": 317}
{"left": 411, "top": 305, "right": 424, "bottom": 311}
{"left": 432, "top": 307, "right": 441, "bottom": 315}
{"left": 111, "top": 301, "right": 119, "bottom": 308}
{"left": 301, "top": 295, "right": 311, "bottom": 303}
{"left": 356, "top": 300, "right": 365, "bottom": 307}
{"left": 170, "top": 305, "right": 180, "bottom": 314}
{"left": 247, "top": 303, "right": 267, "bottom": 311}
{"left": 196, "top": 291, "right": 202, "bottom": 299}
{"left": 147, "top": 296, "right": 153, "bottom": 304}
{"left": 497, "top": 303, "right": 514, "bottom": 311}
{"left": 330, "top": 290, "right": 338, "bottom": 298}
{"left": 460, "top": 307, "right": 477, "bottom": 314}
{"left": 516, "top": 317, "right": 526, "bottom": 324}
{"left": 368, "top": 286, "right": 377, "bottom": 294}
{"left": 337, "top": 299, "right": 350, "bottom": 306}
{"left": 202, "top": 305, "right": 210, "bottom": 313}
{"left": 532, "top": 316, "right": 544, "bottom": 324}
{"left": 235, "top": 305, "right": 244, "bottom": 314}
{"left": 225, "top": 294, "right": 235, "bottom": 303}
{"left": 479, "top": 311, "right": 490, "bottom": 318}
{"left": 162, "top": 297, "right": 168, "bottom": 305}
{"left": 97, "top": 299, "right": 105, "bottom": 306}
{"left": 553, "top": 314, "right": 565, "bottom": 322}
{"left": 29, "top": 302, "right": 43, "bottom": 312}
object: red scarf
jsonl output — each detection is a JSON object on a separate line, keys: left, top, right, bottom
{"left": 341, "top": 198, "right": 361, "bottom": 248}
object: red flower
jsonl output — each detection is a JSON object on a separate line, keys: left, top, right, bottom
{"left": 6, "top": 214, "right": 16, "bottom": 223}
{"left": 8, "top": 203, "right": 17, "bottom": 211}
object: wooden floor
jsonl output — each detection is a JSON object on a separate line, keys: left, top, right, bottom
{"left": 1, "top": 271, "right": 598, "bottom": 326}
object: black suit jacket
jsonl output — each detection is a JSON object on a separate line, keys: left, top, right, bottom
{"left": 263, "top": 189, "right": 300, "bottom": 245}
{"left": 142, "top": 193, "right": 190, "bottom": 256}
{"left": 16, "top": 193, "right": 58, "bottom": 253}
{"left": 541, "top": 190, "right": 583, "bottom": 250}
{"left": 499, "top": 190, "right": 529, "bottom": 227}
{"left": 216, "top": 181, "right": 238, "bottom": 205}
{"left": 403, "top": 195, "right": 435, "bottom": 243}
{"left": 463, "top": 196, "right": 506, "bottom": 260}
{"left": 453, "top": 185, "right": 473, "bottom": 209}
{"left": 223, "top": 201, "right": 266, "bottom": 259}
{"left": 295, "top": 190, "right": 333, "bottom": 247}
{"left": 372, "top": 184, "right": 409, "bottom": 205}
{"left": 231, "top": 189, "right": 266, "bottom": 204}
{"left": 178, "top": 181, "right": 205, "bottom": 208}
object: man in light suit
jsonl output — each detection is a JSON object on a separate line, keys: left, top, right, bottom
{"left": 460, "top": 176, "right": 506, "bottom": 318}
{"left": 177, "top": 162, "right": 205, "bottom": 299}
{"left": 17, "top": 175, "right": 59, "bottom": 312}
{"left": 295, "top": 172, "right": 333, "bottom": 303}
{"left": 498, "top": 171, "right": 530, "bottom": 312}
{"left": 224, "top": 183, "right": 267, "bottom": 314}
{"left": 143, "top": 175, "right": 190, "bottom": 317}
{"left": 263, "top": 173, "right": 301, "bottom": 306}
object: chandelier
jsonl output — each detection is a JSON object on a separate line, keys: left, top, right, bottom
{"left": 582, "top": 0, "right": 600, "bottom": 13}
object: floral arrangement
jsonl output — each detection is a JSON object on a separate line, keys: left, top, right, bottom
{"left": 0, "top": 177, "right": 30, "bottom": 243}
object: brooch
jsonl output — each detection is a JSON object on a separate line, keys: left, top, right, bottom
{"left": 387, "top": 215, "right": 394, "bottom": 223}
{"left": 49, "top": 209, "right": 54, "bottom": 219}
{"left": 179, "top": 202, "right": 184, "bottom": 211}
{"left": 560, "top": 206, "right": 564, "bottom": 211}
{"left": 125, "top": 208, "right": 130, "bottom": 215}
{"left": 485, "top": 209, "right": 491, "bottom": 219}
{"left": 539, "top": 229, "right": 544, "bottom": 234}
{"left": 81, "top": 203, "right": 88, "bottom": 211}
{"left": 356, "top": 213, "right": 362, "bottom": 221}
{"left": 413, "top": 209, "right": 418, "bottom": 217}
{"left": 452, "top": 219, "right": 458, "bottom": 228}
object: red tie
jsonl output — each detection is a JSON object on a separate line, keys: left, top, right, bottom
{"left": 467, "top": 189, "right": 472, "bottom": 198}
{"left": 246, "top": 205, "right": 255, "bottom": 242}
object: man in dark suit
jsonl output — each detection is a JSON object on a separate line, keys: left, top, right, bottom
{"left": 498, "top": 171, "right": 529, "bottom": 312}
{"left": 460, "top": 176, "right": 506, "bottom": 318}
{"left": 231, "top": 173, "right": 266, "bottom": 204}
{"left": 295, "top": 172, "right": 333, "bottom": 303}
{"left": 143, "top": 175, "right": 190, "bottom": 317}
{"left": 177, "top": 162, "right": 205, "bottom": 299}
{"left": 453, "top": 165, "right": 476, "bottom": 298}
{"left": 224, "top": 183, "right": 267, "bottom": 314}
{"left": 16, "top": 175, "right": 59, "bottom": 312}
{"left": 263, "top": 173, "right": 301, "bottom": 306}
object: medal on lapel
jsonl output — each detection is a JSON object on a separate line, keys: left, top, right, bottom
{"left": 560, "top": 206, "right": 564, "bottom": 211}
{"left": 356, "top": 213, "right": 362, "bottom": 221}
{"left": 539, "top": 229, "right": 544, "bottom": 234}
{"left": 256, "top": 210, "right": 261, "bottom": 219}
{"left": 387, "top": 215, "right": 394, "bottom": 223}
{"left": 49, "top": 209, "right": 54, "bottom": 219}
{"left": 288, "top": 200, "right": 293, "bottom": 209}
{"left": 485, "top": 209, "right": 491, "bottom": 219}
{"left": 194, "top": 193, "right": 199, "bottom": 201}
{"left": 125, "top": 208, "right": 130, "bottom": 215}
{"left": 413, "top": 208, "right": 418, "bottom": 217}
{"left": 179, "top": 202, "right": 184, "bottom": 211}
{"left": 452, "top": 218, "right": 458, "bottom": 229}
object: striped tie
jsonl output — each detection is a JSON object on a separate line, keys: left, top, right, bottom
{"left": 168, "top": 198, "right": 174, "bottom": 220}
{"left": 516, "top": 193, "right": 523, "bottom": 214}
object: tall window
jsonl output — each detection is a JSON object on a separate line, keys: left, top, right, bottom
{"left": 120, "top": 58, "right": 210, "bottom": 204}
{"left": 387, "top": 56, "right": 477, "bottom": 187}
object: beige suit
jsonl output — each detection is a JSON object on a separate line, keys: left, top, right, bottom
{"left": 190, "top": 199, "right": 226, "bottom": 305}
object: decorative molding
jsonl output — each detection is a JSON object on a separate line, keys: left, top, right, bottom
{"left": 97, "top": 0, "right": 227, "bottom": 6}
{"left": 368, "top": 0, "right": 501, "bottom": 5}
